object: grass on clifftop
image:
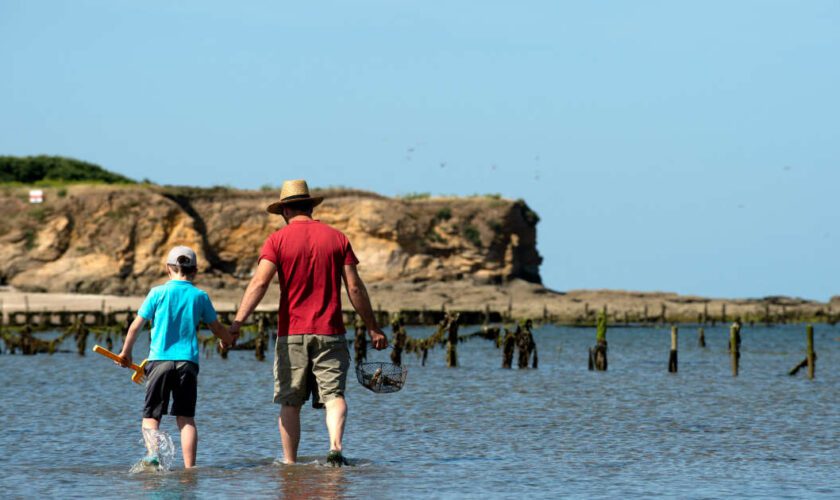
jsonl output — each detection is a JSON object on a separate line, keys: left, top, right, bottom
{"left": 0, "top": 155, "right": 136, "bottom": 186}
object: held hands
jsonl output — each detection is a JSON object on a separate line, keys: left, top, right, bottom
{"left": 219, "top": 322, "right": 240, "bottom": 350}
{"left": 369, "top": 329, "right": 388, "bottom": 350}
{"left": 218, "top": 336, "right": 237, "bottom": 350}
{"left": 227, "top": 321, "right": 241, "bottom": 348}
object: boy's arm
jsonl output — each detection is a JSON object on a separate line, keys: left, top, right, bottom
{"left": 117, "top": 315, "right": 147, "bottom": 366}
{"left": 208, "top": 320, "right": 235, "bottom": 347}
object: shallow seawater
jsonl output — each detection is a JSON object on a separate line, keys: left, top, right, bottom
{"left": 1, "top": 324, "right": 838, "bottom": 499}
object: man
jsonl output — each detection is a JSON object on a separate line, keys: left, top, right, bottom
{"left": 231, "top": 179, "right": 387, "bottom": 467}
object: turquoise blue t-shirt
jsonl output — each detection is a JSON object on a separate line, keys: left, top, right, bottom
{"left": 138, "top": 280, "right": 217, "bottom": 364}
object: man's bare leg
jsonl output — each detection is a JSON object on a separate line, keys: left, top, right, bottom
{"left": 279, "top": 405, "right": 302, "bottom": 464}
{"left": 176, "top": 416, "right": 197, "bottom": 468}
{"left": 325, "top": 397, "right": 347, "bottom": 452}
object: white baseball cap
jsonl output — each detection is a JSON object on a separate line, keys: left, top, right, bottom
{"left": 166, "top": 246, "right": 197, "bottom": 267}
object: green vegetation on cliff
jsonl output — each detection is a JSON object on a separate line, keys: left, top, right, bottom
{"left": 0, "top": 156, "right": 135, "bottom": 185}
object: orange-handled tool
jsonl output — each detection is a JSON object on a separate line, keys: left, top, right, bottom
{"left": 92, "top": 344, "right": 148, "bottom": 384}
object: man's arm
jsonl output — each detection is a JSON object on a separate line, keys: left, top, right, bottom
{"left": 342, "top": 264, "right": 387, "bottom": 349}
{"left": 117, "top": 315, "right": 147, "bottom": 366}
{"left": 231, "top": 259, "right": 277, "bottom": 336}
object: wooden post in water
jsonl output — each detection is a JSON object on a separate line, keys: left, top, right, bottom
{"left": 721, "top": 303, "right": 727, "bottom": 324}
{"left": 660, "top": 303, "right": 667, "bottom": 324}
{"left": 807, "top": 324, "right": 816, "bottom": 379}
{"left": 668, "top": 326, "right": 678, "bottom": 373}
{"left": 501, "top": 328, "right": 515, "bottom": 369}
{"left": 589, "top": 310, "right": 608, "bottom": 371}
{"left": 39, "top": 307, "right": 48, "bottom": 330}
{"left": 516, "top": 323, "right": 527, "bottom": 368}
{"left": 516, "top": 319, "right": 536, "bottom": 369}
{"left": 729, "top": 322, "right": 741, "bottom": 377}
{"left": 531, "top": 331, "right": 539, "bottom": 369}
{"left": 789, "top": 324, "right": 817, "bottom": 378}
{"left": 702, "top": 303, "right": 709, "bottom": 325}
{"left": 445, "top": 313, "right": 459, "bottom": 368}
{"left": 255, "top": 315, "right": 267, "bottom": 362}
{"left": 75, "top": 318, "right": 88, "bottom": 356}
{"left": 698, "top": 327, "right": 706, "bottom": 348}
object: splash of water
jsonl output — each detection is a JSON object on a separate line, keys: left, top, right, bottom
{"left": 129, "top": 428, "right": 176, "bottom": 473}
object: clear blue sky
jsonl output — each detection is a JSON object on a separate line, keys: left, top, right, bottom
{"left": 2, "top": 1, "right": 838, "bottom": 300}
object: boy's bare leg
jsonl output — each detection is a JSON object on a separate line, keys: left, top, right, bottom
{"left": 279, "top": 405, "right": 301, "bottom": 464}
{"left": 143, "top": 418, "right": 160, "bottom": 430}
{"left": 142, "top": 418, "right": 160, "bottom": 456}
{"left": 324, "top": 397, "right": 347, "bottom": 452}
{"left": 176, "top": 416, "right": 197, "bottom": 468}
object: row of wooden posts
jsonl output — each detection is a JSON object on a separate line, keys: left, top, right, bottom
{"left": 2, "top": 294, "right": 837, "bottom": 331}
{"left": 0, "top": 298, "right": 503, "bottom": 330}
{"left": 353, "top": 313, "right": 538, "bottom": 370}
{"left": 574, "top": 302, "right": 838, "bottom": 326}
{"left": 588, "top": 310, "right": 819, "bottom": 379}
{"left": 1, "top": 307, "right": 820, "bottom": 380}
{"left": 0, "top": 308, "right": 538, "bottom": 371}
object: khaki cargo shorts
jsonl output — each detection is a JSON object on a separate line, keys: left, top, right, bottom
{"left": 274, "top": 334, "right": 350, "bottom": 407}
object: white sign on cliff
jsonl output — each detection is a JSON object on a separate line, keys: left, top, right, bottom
{"left": 29, "top": 189, "right": 44, "bottom": 203}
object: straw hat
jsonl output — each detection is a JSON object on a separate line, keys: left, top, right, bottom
{"left": 266, "top": 179, "right": 324, "bottom": 214}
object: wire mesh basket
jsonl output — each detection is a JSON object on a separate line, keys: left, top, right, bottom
{"left": 355, "top": 362, "right": 408, "bottom": 394}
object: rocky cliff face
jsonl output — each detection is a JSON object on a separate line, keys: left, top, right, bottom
{"left": 0, "top": 185, "right": 542, "bottom": 294}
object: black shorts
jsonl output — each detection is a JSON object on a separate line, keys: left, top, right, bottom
{"left": 143, "top": 361, "right": 199, "bottom": 419}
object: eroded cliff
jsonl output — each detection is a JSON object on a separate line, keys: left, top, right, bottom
{"left": 0, "top": 185, "right": 542, "bottom": 295}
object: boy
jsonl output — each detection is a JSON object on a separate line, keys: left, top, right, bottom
{"left": 118, "top": 246, "right": 235, "bottom": 468}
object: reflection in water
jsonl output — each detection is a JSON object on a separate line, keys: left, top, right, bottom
{"left": 279, "top": 463, "right": 347, "bottom": 500}
{"left": 137, "top": 470, "right": 199, "bottom": 500}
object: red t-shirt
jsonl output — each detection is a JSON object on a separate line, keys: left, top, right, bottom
{"left": 259, "top": 219, "right": 359, "bottom": 336}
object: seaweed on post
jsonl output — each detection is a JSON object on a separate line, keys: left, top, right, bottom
{"left": 589, "top": 310, "right": 608, "bottom": 371}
